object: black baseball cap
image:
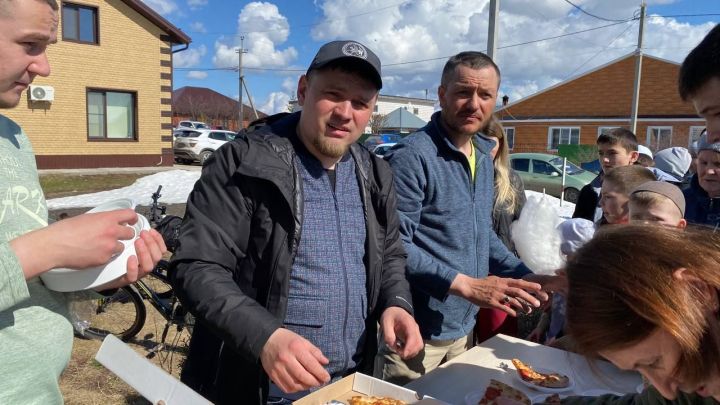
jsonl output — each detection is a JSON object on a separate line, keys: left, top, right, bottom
{"left": 307, "top": 40, "right": 382, "bottom": 89}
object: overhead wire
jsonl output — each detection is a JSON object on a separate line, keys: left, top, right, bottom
{"left": 562, "top": 19, "right": 638, "bottom": 80}
{"left": 561, "top": 0, "right": 632, "bottom": 22}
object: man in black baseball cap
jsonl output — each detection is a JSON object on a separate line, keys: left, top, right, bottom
{"left": 172, "top": 39, "right": 421, "bottom": 405}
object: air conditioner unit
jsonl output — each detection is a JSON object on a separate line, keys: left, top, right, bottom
{"left": 29, "top": 85, "right": 54, "bottom": 102}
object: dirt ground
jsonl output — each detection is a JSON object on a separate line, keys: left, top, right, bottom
{"left": 51, "top": 205, "right": 190, "bottom": 405}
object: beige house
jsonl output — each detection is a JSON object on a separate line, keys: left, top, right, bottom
{"left": 4, "top": 0, "right": 190, "bottom": 169}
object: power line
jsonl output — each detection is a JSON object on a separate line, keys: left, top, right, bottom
{"left": 177, "top": 19, "right": 637, "bottom": 73}
{"left": 563, "top": 20, "right": 637, "bottom": 80}
{"left": 561, "top": 0, "right": 631, "bottom": 22}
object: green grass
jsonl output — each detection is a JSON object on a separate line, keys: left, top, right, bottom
{"left": 39, "top": 173, "right": 145, "bottom": 199}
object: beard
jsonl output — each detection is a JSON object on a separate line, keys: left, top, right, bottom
{"left": 310, "top": 135, "right": 350, "bottom": 159}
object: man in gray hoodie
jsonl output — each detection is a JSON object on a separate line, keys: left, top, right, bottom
{"left": 380, "top": 51, "right": 561, "bottom": 384}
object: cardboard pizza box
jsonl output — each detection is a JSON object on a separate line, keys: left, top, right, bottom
{"left": 293, "top": 372, "right": 448, "bottom": 405}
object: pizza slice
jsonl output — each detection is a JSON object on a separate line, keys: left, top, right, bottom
{"left": 511, "top": 359, "right": 570, "bottom": 389}
{"left": 478, "top": 379, "right": 531, "bottom": 405}
{"left": 348, "top": 395, "right": 407, "bottom": 405}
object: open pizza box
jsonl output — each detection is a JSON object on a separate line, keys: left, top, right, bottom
{"left": 294, "top": 373, "right": 449, "bottom": 405}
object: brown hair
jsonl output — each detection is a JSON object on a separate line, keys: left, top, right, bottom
{"left": 441, "top": 51, "right": 501, "bottom": 88}
{"left": 602, "top": 165, "right": 655, "bottom": 195}
{"left": 597, "top": 128, "right": 638, "bottom": 154}
{"left": 484, "top": 116, "right": 518, "bottom": 213}
{"left": 566, "top": 224, "right": 720, "bottom": 386}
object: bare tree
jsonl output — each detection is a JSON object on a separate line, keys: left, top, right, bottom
{"left": 369, "top": 113, "right": 388, "bottom": 135}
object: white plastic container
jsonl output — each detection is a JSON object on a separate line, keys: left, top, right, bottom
{"left": 40, "top": 199, "right": 151, "bottom": 292}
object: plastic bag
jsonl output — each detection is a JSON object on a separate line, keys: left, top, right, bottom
{"left": 66, "top": 292, "right": 98, "bottom": 337}
{"left": 510, "top": 193, "right": 564, "bottom": 275}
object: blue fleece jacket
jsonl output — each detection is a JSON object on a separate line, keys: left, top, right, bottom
{"left": 386, "top": 112, "right": 532, "bottom": 340}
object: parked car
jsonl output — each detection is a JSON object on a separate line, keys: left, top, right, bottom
{"left": 372, "top": 142, "right": 397, "bottom": 158}
{"left": 175, "top": 120, "right": 209, "bottom": 130}
{"left": 173, "top": 129, "right": 236, "bottom": 165}
{"left": 509, "top": 153, "right": 596, "bottom": 203}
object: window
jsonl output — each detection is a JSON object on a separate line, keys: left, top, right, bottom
{"left": 598, "top": 126, "right": 621, "bottom": 137}
{"left": 413, "top": 108, "right": 419, "bottom": 115}
{"left": 532, "top": 160, "right": 558, "bottom": 176}
{"left": 548, "top": 127, "right": 580, "bottom": 150}
{"left": 505, "top": 127, "right": 515, "bottom": 150}
{"left": 87, "top": 89, "right": 137, "bottom": 140}
{"left": 689, "top": 126, "right": 705, "bottom": 148}
{"left": 511, "top": 158, "right": 530, "bottom": 172}
{"left": 62, "top": 2, "right": 98, "bottom": 44}
{"left": 646, "top": 126, "right": 673, "bottom": 151}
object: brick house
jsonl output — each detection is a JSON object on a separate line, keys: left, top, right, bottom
{"left": 3, "top": 0, "right": 190, "bottom": 169}
{"left": 172, "top": 86, "right": 266, "bottom": 131}
{"left": 496, "top": 52, "right": 705, "bottom": 154}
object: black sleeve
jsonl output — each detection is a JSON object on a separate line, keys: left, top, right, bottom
{"left": 373, "top": 158, "right": 414, "bottom": 316}
{"left": 510, "top": 169, "right": 526, "bottom": 221}
{"left": 572, "top": 183, "right": 598, "bottom": 221}
{"left": 170, "top": 140, "right": 282, "bottom": 363}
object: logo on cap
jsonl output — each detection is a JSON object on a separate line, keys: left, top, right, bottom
{"left": 341, "top": 42, "right": 368, "bottom": 60}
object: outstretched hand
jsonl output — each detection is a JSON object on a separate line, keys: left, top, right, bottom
{"left": 450, "top": 274, "right": 548, "bottom": 317}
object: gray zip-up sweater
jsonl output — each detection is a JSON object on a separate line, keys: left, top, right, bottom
{"left": 386, "top": 111, "right": 532, "bottom": 340}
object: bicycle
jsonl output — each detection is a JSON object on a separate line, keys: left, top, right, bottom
{"left": 79, "top": 186, "right": 190, "bottom": 344}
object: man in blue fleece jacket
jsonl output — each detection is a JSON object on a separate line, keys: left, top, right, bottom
{"left": 380, "top": 51, "right": 561, "bottom": 384}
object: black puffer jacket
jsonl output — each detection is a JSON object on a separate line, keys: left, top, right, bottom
{"left": 170, "top": 112, "right": 413, "bottom": 404}
{"left": 683, "top": 173, "right": 720, "bottom": 228}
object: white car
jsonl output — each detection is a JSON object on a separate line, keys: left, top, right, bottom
{"left": 175, "top": 120, "right": 210, "bottom": 130}
{"left": 173, "top": 129, "right": 237, "bottom": 165}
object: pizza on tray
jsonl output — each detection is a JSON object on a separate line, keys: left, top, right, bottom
{"left": 511, "top": 359, "right": 570, "bottom": 389}
{"left": 478, "top": 379, "right": 531, "bottom": 405}
{"left": 348, "top": 395, "right": 407, "bottom": 405}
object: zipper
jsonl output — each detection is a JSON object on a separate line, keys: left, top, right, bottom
{"left": 332, "top": 174, "right": 352, "bottom": 374}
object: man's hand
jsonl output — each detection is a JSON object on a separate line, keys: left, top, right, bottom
{"left": 523, "top": 273, "right": 568, "bottom": 297}
{"left": 95, "top": 229, "right": 167, "bottom": 291}
{"left": 260, "top": 328, "right": 330, "bottom": 394}
{"left": 449, "top": 274, "right": 548, "bottom": 317}
{"left": 11, "top": 209, "right": 141, "bottom": 279}
{"left": 380, "top": 306, "right": 423, "bottom": 359}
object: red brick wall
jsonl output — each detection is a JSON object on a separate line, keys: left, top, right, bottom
{"left": 499, "top": 55, "right": 698, "bottom": 119}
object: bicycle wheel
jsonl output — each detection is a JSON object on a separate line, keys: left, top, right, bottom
{"left": 145, "top": 260, "right": 173, "bottom": 299}
{"left": 83, "top": 285, "right": 147, "bottom": 342}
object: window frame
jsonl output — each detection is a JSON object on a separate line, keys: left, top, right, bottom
{"left": 547, "top": 126, "right": 580, "bottom": 150}
{"left": 646, "top": 126, "right": 673, "bottom": 151}
{"left": 86, "top": 87, "right": 138, "bottom": 142}
{"left": 61, "top": 1, "right": 100, "bottom": 45}
{"left": 689, "top": 126, "right": 705, "bottom": 148}
{"left": 505, "top": 127, "right": 515, "bottom": 150}
{"left": 597, "top": 126, "right": 621, "bottom": 137}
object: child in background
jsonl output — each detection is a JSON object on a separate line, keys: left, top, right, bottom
{"left": 629, "top": 181, "right": 687, "bottom": 229}
{"left": 599, "top": 165, "right": 656, "bottom": 225}
{"left": 573, "top": 129, "right": 639, "bottom": 222}
{"left": 527, "top": 218, "right": 596, "bottom": 345}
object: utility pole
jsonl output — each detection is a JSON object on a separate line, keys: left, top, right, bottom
{"left": 630, "top": 1, "right": 646, "bottom": 136}
{"left": 487, "top": 0, "right": 499, "bottom": 61}
{"left": 236, "top": 36, "right": 246, "bottom": 129}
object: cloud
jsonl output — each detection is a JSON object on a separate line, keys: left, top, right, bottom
{"left": 188, "top": 0, "right": 207, "bottom": 10}
{"left": 213, "top": 2, "right": 298, "bottom": 69}
{"left": 189, "top": 22, "right": 207, "bottom": 33}
{"left": 142, "top": 0, "right": 178, "bottom": 16}
{"left": 308, "top": 0, "right": 713, "bottom": 102}
{"left": 259, "top": 91, "right": 292, "bottom": 115}
{"left": 187, "top": 71, "right": 208, "bottom": 80}
{"left": 174, "top": 44, "right": 207, "bottom": 68}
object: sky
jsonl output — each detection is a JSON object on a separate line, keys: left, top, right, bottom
{"left": 145, "top": 0, "right": 719, "bottom": 115}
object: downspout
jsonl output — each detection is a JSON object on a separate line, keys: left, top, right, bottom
{"left": 157, "top": 44, "right": 190, "bottom": 166}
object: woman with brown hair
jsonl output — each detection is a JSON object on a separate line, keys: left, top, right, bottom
{"left": 475, "top": 116, "right": 527, "bottom": 343}
{"left": 564, "top": 224, "right": 720, "bottom": 403}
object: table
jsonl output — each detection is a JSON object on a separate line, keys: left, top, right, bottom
{"left": 405, "top": 334, "right": 642, "bottom": 404}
